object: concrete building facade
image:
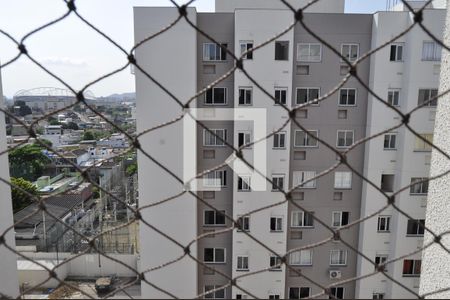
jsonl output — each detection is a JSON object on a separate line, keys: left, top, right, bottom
{"left": 134, "top": 1, "right": 446, "bottom": 299}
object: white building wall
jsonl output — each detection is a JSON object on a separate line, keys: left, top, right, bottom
{"left": 231, "top": 9, "right": 293, "bottom": 299}
{"left": 0, "top": 65, "right": 20, "bottom": 298}
{"left": 356, "top": 8, "right": 446, "bottom": 299}
{"left": 134, "top": 7, "right": 198, "bottom": 298}
{"left": 215, "top": 0, "right": 345, "bottom": 13}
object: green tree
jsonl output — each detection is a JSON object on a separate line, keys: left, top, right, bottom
{"left": 49, "top": 120, "right": 61, "bottom": 126}
{"left": 126, "top": 163, "right": 137, "bottom": 176}
{"left": 83, "top": 131, "right": 95, "bottom": 140}
{"left": 14, "top": 100, "right": 32, "bottom": 116}
{"left": 10, "top": 177, "right": 38, "bottom": 212}
{"left": 9, "top": 144, "right": 51, "bottom": 181}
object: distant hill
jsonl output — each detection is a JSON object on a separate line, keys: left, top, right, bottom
{"left": 104, "top": 92, "right": 136, "bottom": 101}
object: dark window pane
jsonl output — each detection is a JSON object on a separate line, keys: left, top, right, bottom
{"left": 204, "top": 211, "right": 215, "bottom": 225}
{"left": 216, "top": 211, "right": 225, "bottom": 225}
{"left": 204, "top": 248, "right": 214, "bottom": 262}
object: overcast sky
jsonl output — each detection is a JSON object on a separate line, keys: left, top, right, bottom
{"left": 0, "top": 0, "right": 386, "bottom": 98}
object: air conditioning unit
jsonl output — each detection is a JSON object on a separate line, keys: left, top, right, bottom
{"left": 329, "top": 270, "right": 342, "bottom": 279}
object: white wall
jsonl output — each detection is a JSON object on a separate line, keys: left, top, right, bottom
{"left": 134, "top": 7, "right": 198, "bottom": 299}
{"left": 0, "top": 64, "right": 20, "bottom": 298}
{"left": 231, "top": 9, "right": 294, "bottom": 299}
{"left": 215, "top": 0, "right": 345, "bottom": 13}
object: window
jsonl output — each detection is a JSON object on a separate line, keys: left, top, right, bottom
{"left": 238, "top": 131, "right": 251, "bottom": 148}
{"left": 332, "top": 212, "right": 349, "bottom": 227}
{"left": 414, "top": 134, "right": 433, "bottom": 151}
{"left": 204, "top": 285, "right": 225, "bottom": 299}
{"left": 270, "top": 217, "right": 283, "bottom": 232}
{"left": 296, "top": 88, "right": 320, "bottom": 105}
{"left": 330, "top": 287, "right": 345, "bottom": 299}
{"left": 334, "top": 172, "right": 352, "bottom": 189}
{"left": 295, "top": 171, "right": 317, "bottom": 189}
{"left": 402, "top": 259, "right": 421, "bottom": 277}
{"left": 203, "top": 43, "right": 227, "bottom": 61}
{"left": 275, "top": 88, "right": 287, "bottom": 105}
{"left": 275, "top": 41, "right": 289, "bottom": 60}
{"left": 289, "top": 287, "right": 311, "bottom": 299}
{"left": 373, "top": 293, "right": 385, "bottom": 299}
{"left": 375, "top": 255, "right": 388, "bottom": 270}
{"left": 418, "top": 89, "right": 438, "bottom": 107}
{"left": 381, "top": 174, "right": 395, "bottom": 192}
{"left": 297, "top": 43, "right": 322, "bottom": 62}
{"left": 294, "top": 130, "right": 318, "bottom": 147}
{"left": 205, "top": 87, "right": 227, "bottom": 105}
{"left": 341, "top": 44, "right": 359, "bottom": 62}
{"left": 289, "top": 250, "right": 313, "bottom": 266}
{"left": 237, "top": 176, "right": 251, "bottom": 191}
{"left": 269, "top": 295, "right": 280, "bottom": 299}
{"left": 390, "top": 43, "right": 404, "bottom": 61}
{"left": 204, "top": 170, "right": 227, "bottom": 187}
{"left": 410, "top": 178, "right": 428, "bottom": 195}
{"left": 336, "top": 130, "right": 354, "bottom": 148}
{"left": 270, "top": 255, "right": 282, "bottom": 269}
{"left": 383, "top": 133, "right": 397, "bottom": 150}
{"left": 422, "top": 41, "right": 442, "bottom": 61}
{"left": 273, "top": 132, "right": 286, "bottom": 149}
{"left": 240, "top": 41, "right": 253, "bottom": 60}
{"left": 204, "top": 210, "right": 226, "bottom": 226}
{"left": 377, "top": 216, "right": 391, "bottom": 232}
{"left": 237, "top": 215, "right": 250, "bottom": 231}
{"left": 204, "top": 129, "right": 227, "bottom": 146}
{"left": 388, "top": 89, "right": 400, "bottom": 106}
{"left": 407, "top": 219, "right": 425, "bottom": 236}
{"left": 291, "top": 211, "right": 314, "bottom": 228}
{"left": 239, "top": 87, "right": 252, "bottom": 105}
{"left": 339, "top": 89, "right": 357, "bottom": 106}
{"left": 272, "top": 175, "right": 285, "bottom": 191}
{"left": 204, "top": 248, "right": 226, "bottom": 263}
{"left": 237, "top": 256, "right": 249, "bottom": 271}
{"left": 330, "top": 250, "right": 347, "bottom": 266}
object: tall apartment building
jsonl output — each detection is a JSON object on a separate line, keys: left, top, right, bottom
{"left": 134, "top": 0, "right": 446, "bottom": 298}
{"left": 0, "top": 66, "right": 19, "bottom": 298}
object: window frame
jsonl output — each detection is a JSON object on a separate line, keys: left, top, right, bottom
{"left": 271, "top": 174, "right": 285, "bottom": 191}
{"left": 297, "top": 43, "right": 322, "bottom": 62}
{"left": 410, "top": 178, "right": 429, "bottom": 195}
{"left": 329, "top": 287, "right": 345, "bottom": 300}
{"left": 203, "top": 170, "right": 227, "bottom": 188}
{"left": 332, "top": 211, "right": 349, "bottom": 228}
{"left": 414, "top": 134, "right": 433, "bottom": 152}
{"left": 273, "top": 132, "right": 286, "bottom": 149}
{"left": 203, "top": 129, "right": 227, "bottom": 147}
{"left": 330, "top": 250, "right": 348, "bottom": 266}
{"left": 375, "top": 255, "right": 388, "bottom": 271}
{"left": 269, "top": 254, "right": 282, "bottom": 270}
{"left": 296, "top": 87, "right": 321, "bottom": 106}
{"left": 422, "top": 41, "right": 442, "bottom": 61}
{"left": 294, "top": 130, "right": 319, "bottom": 148}
{"left": 204, "top": 87, "right": 228, "bottom": 105}
{"left": 274, "top": 87, "right": 288, "bottom": 105}
{"left": 341, "top": 43, "right": 359, "bottom": 62}
{"left": 237, "top": 215, "right": 250, "bottom": 232}
{"left": 237, "top": 175, "right": 251, "bottom": 192}
{"left": 236, "top": 255, "right": 249, "bottom": 271}
{"left": 383, "top": 133, "right": 397, "bottom": 150}
{"left": 390, "top": 43, "right": 404, "bottom": 62}
{"left": 289, "top": 249, "right": 313, "bottom": 266}
{"left": 204, "top": 247, "right": 226, "bottom": 264}
{"left": 377, "top": 216, "right": 391, "bottom": 232}
{"left": 270, "top": 216, "right": 283, "bottom": 232}
{"left": 237, "top": 131, "right": 252, "bottom": 148}
{"left": 406, "top": 219, "right": 425, "bottom": 236}
{"left": 204, "top": 285, "right": 226, "bottom": 299}
{"left": 203, "top": 43, "right": 228, "bottom": 62}
{"left": 240, "top": 41, "right": 254, "bottom": 60}
{"left": 203, "top": 210, "right": 226, "bottom": 226}
{"left": 338, "top": 88, "right": 357, "bottom": 106}
{"left": 402, "top": 259, "right": 421, "bottom": 277}
{"left": 289, "top": 287, "right": 312, "bottom": 299}
{"left": 294, "top": 171, "right": 317, "bottom": 189}
{"left": 336, "top": 130, "right": 355, "bottom": 148}
{"left": 238, "top": 87, "right": 253, "bottom": 106}
{"left": 387, "top": 89, "right": 400, "bottom": 106}
{"left": 334, "top": 171, "right": 352, "bottom": 189}
{"left": 275, "top": 41, "right": 289, "bottom": 61}
{"left": 418, "top": 88, "right": 438, "bottom": 107}
{"left": 291, "top": 211, "right": 314, "bottom": 228}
